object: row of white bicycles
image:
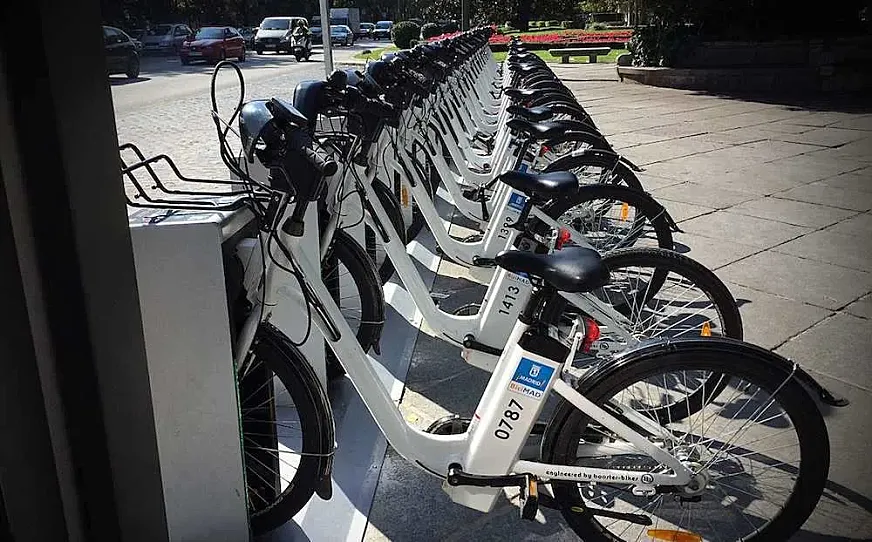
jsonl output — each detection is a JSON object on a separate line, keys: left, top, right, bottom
{"left": 122, "top": 27, "right": 847, "bottom": 542}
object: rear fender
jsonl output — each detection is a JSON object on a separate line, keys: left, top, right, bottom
{"left": 580, "top": 337, "right": 850, "bottom": 408}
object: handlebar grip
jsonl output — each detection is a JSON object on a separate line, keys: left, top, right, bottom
{"left": 300, "top": 146, "right": 338, "bottom": 177}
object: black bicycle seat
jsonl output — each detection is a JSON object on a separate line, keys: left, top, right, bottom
{"left": 507, "top": 118, "right": 604, "bottom": 141}
{"left": 499, "top": 169, "right": 577, "bottom": 198}
{"left": 507, "top": 104, "right": 553, "bottom": 122}
{"left": 495, "top": 247, "right": 609, "bottom": 293}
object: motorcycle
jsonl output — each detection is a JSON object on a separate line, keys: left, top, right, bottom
{"left": 290, "top": 29, "right": 311, "bottom": 61}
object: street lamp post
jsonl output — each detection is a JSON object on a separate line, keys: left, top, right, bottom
{"left": 319, "top": 0, "right": 333, "bottom": 75}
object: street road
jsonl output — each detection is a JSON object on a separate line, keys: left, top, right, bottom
{"left": 112, "top": 43, "right": 373, "bottom": 179}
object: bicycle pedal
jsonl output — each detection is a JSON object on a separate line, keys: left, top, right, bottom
{"left": 519, "top": 475, "right": 539, "bottom": 521}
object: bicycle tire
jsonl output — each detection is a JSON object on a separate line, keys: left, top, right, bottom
{"left": 542, "top": 247, "right": 742, "bottom": 422}
{"left": 541, "top": 152, "right": 643, "bottom": 192}
{"left": 323, "top": 229, "right": 385, "bottom": 380}
{"left": 543, "top": 183, "right": 674, "bottom": 253}
{"left": 242, "top": 325, "right": 332, "bottom": 535}
{"left": 369, "top": 180, "right": 409, "bottom": 284}
{"left": 543, "top": 348, "right": 828, "bottom": 542}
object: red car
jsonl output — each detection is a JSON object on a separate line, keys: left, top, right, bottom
{"left": 179, "top": 26, "right": 246, "bottom": 64}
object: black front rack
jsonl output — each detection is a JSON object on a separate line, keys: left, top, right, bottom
{"left": 120, "top": 142, "right": 269, "bottom": 213}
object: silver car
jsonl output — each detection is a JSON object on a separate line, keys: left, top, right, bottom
{"left": 140, "top": 23, "right": 192, "bottom": 54}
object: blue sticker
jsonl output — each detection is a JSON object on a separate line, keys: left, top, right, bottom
{"left": 507, "top": 192, "right": 528, "bottom": 212}
{"left": 509, "top": 358, "right": 554, "bottom": 399}
{"left": 518, "top": 163, "right": 529, "bottom": 173}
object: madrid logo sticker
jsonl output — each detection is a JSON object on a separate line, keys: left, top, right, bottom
{"left": 508, "top": 357, "right": 554, "bottom": 399}
{"left": 507, "top": 192, "right": 527, "bottom": 212}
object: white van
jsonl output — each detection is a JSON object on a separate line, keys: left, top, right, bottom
{"left": 254, "top": 16, "right": 308, "bottom": 54}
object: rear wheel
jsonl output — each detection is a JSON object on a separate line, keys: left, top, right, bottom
{"left": 543, "top": 247, "right": 742, "bottom": 422}
{"left": 543, "top": 184, "right": 674, "bottom": 253}
{"left": 241, "top": 327, "right": 330, "bottom": 535}
{"left": 544, "top": 350, "right": 829, "bottom": 542}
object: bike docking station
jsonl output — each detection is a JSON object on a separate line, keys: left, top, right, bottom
{"left": 121, "top": 142, "right": 327, "bottom": 541}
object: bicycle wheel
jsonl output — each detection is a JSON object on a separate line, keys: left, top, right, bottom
{"left": 240, "top": 325, "right": 332, "bottom": 535}
{"left": 543, "top": 349, "right": 829, "bottom": 542}
{"left": 543, "top": 184, "right": 674, "bottom": 253}
{"left": 323, "top": 229, "right": 385, "bottom": 380}
{"left": 368, "top": 180, "right": 409, "bottom": 284}
{"left": 541, "top": 153, "right": 643, "bottom": 192}
{"left": 542, "top": 248, "right": 742, "bottom": 421}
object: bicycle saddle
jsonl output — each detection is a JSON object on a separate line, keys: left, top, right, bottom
{"left": 495, "top": 247, "right": 609, "bottom": 293}
{"left": 499, "top": 169, "right": 577, "bottom": 198}
{"left": 507, "top": 104, "right": 553, "bottom": 122}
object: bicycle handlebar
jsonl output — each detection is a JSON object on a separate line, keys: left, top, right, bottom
{"left": 300, "top": 146, "right": 338, "bottom": 177}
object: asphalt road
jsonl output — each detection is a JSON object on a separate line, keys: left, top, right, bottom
{"left": 112, "top": 42, "right": 373, "bottom": 179}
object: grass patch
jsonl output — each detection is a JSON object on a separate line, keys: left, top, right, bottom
{"left": 492, "top": 48, "right": 628, "bottom": 64}
{"left": 353, "top": 45, "right": 398, "bottom": 60}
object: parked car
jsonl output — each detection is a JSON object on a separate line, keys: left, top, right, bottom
{"left": 140, "top": 23, "right": 192, "bottom": 54}
{"left": 358, "top": 22, "right": 374, "bottom": 39}
{"left": 254, "top": 16, "right": 308, "bottom": 54}
{"left": 103, "top": 26, "right": 140, "bottom": 78}
{"left": 329, "top": 24, "right": 354, "bottom": 46}
{"left": 179, "top": 26, "right": 246, "bottom": 64}
{"left": 310, "top": 25, "right": 322, "bottom": 44}
{"left": 372, "top": 20, "right": 392, "bottom": 40}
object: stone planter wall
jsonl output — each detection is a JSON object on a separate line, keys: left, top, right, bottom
{"left": 618, "top": 36, "right": 872, "bottom": 93}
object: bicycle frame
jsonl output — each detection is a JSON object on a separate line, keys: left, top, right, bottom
{"left": 321, "top": 141, "right": 636, "bottom": 371}
{"left": 233, "top": 202, "right": 694, "bottom": 513}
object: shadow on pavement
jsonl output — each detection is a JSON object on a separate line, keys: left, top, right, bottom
{"left": 109, "top": 75, "right": 151, "bottom": 86}
{"left": 137, "top": 53, "right": 322, "bottom": 78}
{"left": 690, "top": 89, "right": 872, "bottom": 113}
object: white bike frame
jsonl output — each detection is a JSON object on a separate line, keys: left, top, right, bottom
{"left": 232, "top": 199, "right": 694, "bottom": 514}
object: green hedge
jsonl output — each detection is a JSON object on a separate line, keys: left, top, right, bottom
{"left": 420, "top": 22, "right": 442, "bottom": 39}
{"left": 392, "top": 20, "right": 421, "bottom": 48}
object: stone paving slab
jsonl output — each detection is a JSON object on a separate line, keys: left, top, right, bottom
{"left": 776, "top": 182, "right": 872, "bottom": 211}
{"left": 672, "top": 231, "right": 761, "bottom": 270}
{"left": 652, "top": 180, "right": 757, "bottom": 209}
{"left": 775, "top": 229, "right": 872, "bottom": 272}
{"left": 680, "top": 210, "right": 812, "bottom": 248}
{"left": 720, "top": 250, "right": 872, "bottom": 309}
{"left": 728, "top": 196, "right": 859, "bottom": 228}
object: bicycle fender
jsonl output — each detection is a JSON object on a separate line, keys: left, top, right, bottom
{"left": 544, "top": 148, "right": 621, "bottom": 172}
{"left": 259, "top": 323, "right": 337, "bottom": 500}
{"left": 581, "top": 337, "right": 850, "bottom": 408}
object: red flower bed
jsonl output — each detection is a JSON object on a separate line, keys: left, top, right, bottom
{"left": 427, "top": 28, "right": 632, "bottom": 47}
{"left": 488, "top": 29, "right": 632, "bottom": 46}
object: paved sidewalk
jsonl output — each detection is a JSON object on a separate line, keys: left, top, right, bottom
{"left": 363, "top": 64, "right": 872, "bottom": 541}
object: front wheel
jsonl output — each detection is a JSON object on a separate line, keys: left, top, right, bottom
{"left": 544, "top": 349, "right": 829, "bottom": 542}
{"left": 322, "top": 229, "right": 385, "bottom": 380}
{"left": 241, "top": 326, "right": 331, "bottom": 535}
